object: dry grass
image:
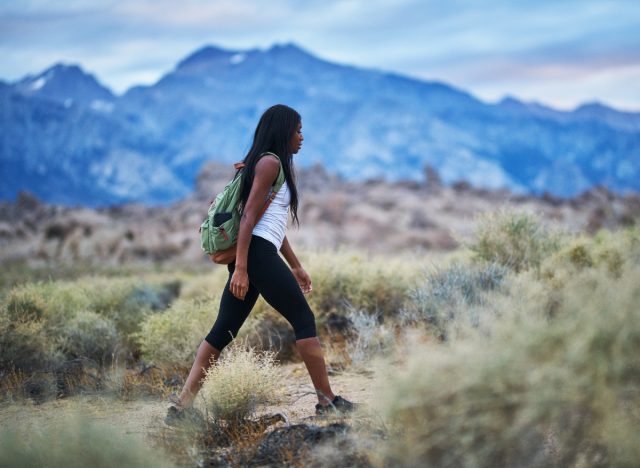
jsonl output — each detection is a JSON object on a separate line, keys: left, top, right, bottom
{"left": 200, "top": 342, "right": 284, "bottom": 422}
{"left": 106, "top": 364, "right": 186, "bottom": 401}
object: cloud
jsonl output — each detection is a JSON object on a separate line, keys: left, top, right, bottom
{"left": 0, "top": 0, "right": 639, "bottom": 109}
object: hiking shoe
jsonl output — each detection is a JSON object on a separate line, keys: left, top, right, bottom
{"left": 164, "top": 404, "right": 186, "bottom": 426}
{"left": 164, "top": 405, "right": 206, "bottom": 427}
{"left": 164, "top": 397, "right": 206, "bottom": 427}
{"left": 315, "top": 395, "right": 356, "bottom": 416}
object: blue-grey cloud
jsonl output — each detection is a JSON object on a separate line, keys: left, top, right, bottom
{"left": 1, "top": 0, "right": 639, "bottom": 110}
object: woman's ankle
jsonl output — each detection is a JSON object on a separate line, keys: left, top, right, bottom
{"left": 317, "top": 392, "right": 335, "bottom": 406}
{"left": 174, "top": 391, "right": 195, "bottom": 409}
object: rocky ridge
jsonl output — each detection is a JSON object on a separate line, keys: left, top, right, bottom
{"left": 1, "top": 163, "right": 638, "bottom": 266}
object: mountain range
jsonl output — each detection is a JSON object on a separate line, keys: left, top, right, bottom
{"left": 1, "top": 42, "right": 638, "bottom": 206}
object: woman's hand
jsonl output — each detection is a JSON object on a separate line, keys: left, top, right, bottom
{"left": 230, "top": 268, "right": 249, "bottom": 300}
{"left": 291, "top": 267, "right": 313, "bottom": 294}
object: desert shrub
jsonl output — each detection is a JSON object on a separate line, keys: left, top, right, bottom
{"left": 135, "top": 298, "right": 216, "bottom": 368}
{"left": 405, "top": 261, "right": 508, "bottom": 339}
{"left": 0, "top": 276, "right": 179, "bottom": 373}
{"left": 0, "top": 316, "right": 62, "bottom": 372}
{"left": 83, "top": 277, "right": 179, "bottom": 338}
{"left": 237, "top": 315, "right": 298, "bottom": 362}
{"left": 541, "top": 227, "right": 640, "bottom": 288}
{"left": 379, "top": 263, "right": 640, "bottom": 467}
{"left": 58, "top": 310, "right": 119, "bottom": 363}
{"left": 200, "top": 343, "right": 283, "bottom": 421}
{"left": 303, "top": 251, "right": 415, "bottom": 319}
{"left": 4, "top": 281, "right": 91, "bottom": 325}
{"left": 3, "top": 276, "right": 178, "bottom": 334}
{"left": 0, "top": 413, "right": 174, "bottom": 467}
{"left": 136, "top": 294, "right": 303, "bottom": 368}
{"left": 469, "top": 209, "right": 564, "bottom": 272}
{"left": 345, "top": 308, "right": 394, "bottom": 366}
{"left": 179, "top": 269, "right": 229, "bottom": 301}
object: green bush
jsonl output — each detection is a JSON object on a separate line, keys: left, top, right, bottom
{"left": 59, "top": 310, "right": 119, "bottom": 363}
{"left": 469, "top": 209, "right": 563, "bottom": 272}
{"left": 541, "top": 227, "right": 640, "bottom": 289}
{"left": 0, "top": 413, "right": 174, "bottom": 467}
{"left": 200, "top": 343, "right": 283, "bottom": 421}
{"left": 178, "top": 270, "right": 228, "bottom": 301}
{"left": 0, "top": 276, "right": 179, "bottom": 373}
{"left": 135, "top": 298, "right": 216, "bottom": 368}
{"left": 81, "top": 277, "right": 179, "bottom": 338}
{"left": 0, "top": 316, "right": 61, "bottom": 372}
{"left": 4, "top": 281, "right": 91, "bottom": 326}
{"left": 378, "top": 263, "right": 640, "bottom": 467}
{"left": 303, "top": 250, "right": 415, "bottom": 320}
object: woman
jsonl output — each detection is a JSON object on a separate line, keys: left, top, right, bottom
{"left": 167, "top": 104, "right": 354, "bottom": 423}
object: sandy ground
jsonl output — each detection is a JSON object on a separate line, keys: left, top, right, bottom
{"left": 259, "top": 363, "right": 375, "bottom": 422}
{"left": 0, "top": 362, "right": 376, "bottom": 442}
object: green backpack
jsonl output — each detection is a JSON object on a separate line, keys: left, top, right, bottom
{"left": 199, "top": 152, "right": 285, "bottom": 263}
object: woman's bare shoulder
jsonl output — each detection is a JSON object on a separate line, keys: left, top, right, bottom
{"left": 254, "top": 154, "right": 280, "bottom": 181}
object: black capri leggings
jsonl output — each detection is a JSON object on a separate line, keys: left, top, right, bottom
{"left": 205, "top": 234, "right": 317, "bottom": 351}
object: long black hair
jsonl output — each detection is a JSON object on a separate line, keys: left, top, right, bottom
{"left": 238, "top": 104, "right": 300, "bottom": 226}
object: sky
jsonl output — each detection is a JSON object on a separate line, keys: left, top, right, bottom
{"left": 1, "top": 0, "right": 639, "bottom": 111}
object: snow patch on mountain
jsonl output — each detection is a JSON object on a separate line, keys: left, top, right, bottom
{"left": 30, "top": 77, "right": 47, "bottom": 90}
{"left": 230, "top": 53, "right": 246, "bottom": 65}
{"left": 90, "top": 99, "right": 114, "bottom": 113}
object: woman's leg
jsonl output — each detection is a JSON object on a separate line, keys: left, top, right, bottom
{"left": 248, "top": 236, "right": 336, "bottom": 405}
{"left": 296, "top": 336, "right": 335, "bottom": 404}
{"left": 175, "top": 263, "right": 260, "bottom": 409}
{"left": 177, "top": 340, "right": 220, "bottom": 408}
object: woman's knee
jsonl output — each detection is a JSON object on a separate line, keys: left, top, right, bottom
{"left": 293, "top": 319, "right": 317, "bottom": 340}
{"left": 198, "top": 339, "right": 221, "bottom": 359}
{"left": 204, "top": 330, "right": 234, "bottom": 353}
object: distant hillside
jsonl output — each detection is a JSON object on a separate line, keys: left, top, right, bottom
{"left": 1, "top": 42, "right": 639, "bottom": 206}
{"left": 1, "top": 162, "right": 638, "bottom": 266}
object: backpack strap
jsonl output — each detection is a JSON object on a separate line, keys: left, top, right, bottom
{"left": 234, "top": 153, "right": 284, "bottom": 190}
{"left": 232, "top": 153, "right": 285, "bottom": 219}
{"left": 257, "top": 152, "right": 285, "bottom": 191}
{"left": 256, "top": 152, "right": 285, "bottom": 216}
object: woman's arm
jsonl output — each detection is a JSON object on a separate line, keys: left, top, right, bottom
{"left": 229, "top": 155, "right": 280, "bottom": 300}
{"left": 280, "top": 235, "right": 313, "bottom": 294}
{"left": 280, "top": 235, "right": 301, "bottom": 269}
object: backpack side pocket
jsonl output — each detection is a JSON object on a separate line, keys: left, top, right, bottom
{"left": 200, "top": 217, "right": 213, "bottom": 254}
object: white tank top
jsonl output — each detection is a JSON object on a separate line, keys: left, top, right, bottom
{"left": 252, "top": 180, "right": 290, "bottom": 250}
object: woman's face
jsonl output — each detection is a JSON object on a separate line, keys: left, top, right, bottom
{"left": 290, "top": 121, "right": 303, "bottom": 154}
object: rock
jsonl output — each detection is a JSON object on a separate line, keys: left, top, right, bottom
{"left": 17, "top": 191, "right": 41, "bottom": 210}
{"left": 251, "top": 422, "right": 350, "bottom": 465}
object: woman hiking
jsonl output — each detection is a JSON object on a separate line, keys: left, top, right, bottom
{"left": 166, "top": 104, "right": 355, "bottom": 423}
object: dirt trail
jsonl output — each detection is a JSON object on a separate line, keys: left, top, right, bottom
{"left": 259, "top": 363, "right": 375, "bottom": 421}
{"left": 0, "top": 363, "right": 376, "bottom": 440}
{"left": 0, "top": 394, "right": 166, "bottom": 441}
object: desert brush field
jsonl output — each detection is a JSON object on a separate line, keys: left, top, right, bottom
{"left": 1, "top": 209, "right": 639, "bottom": 467}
